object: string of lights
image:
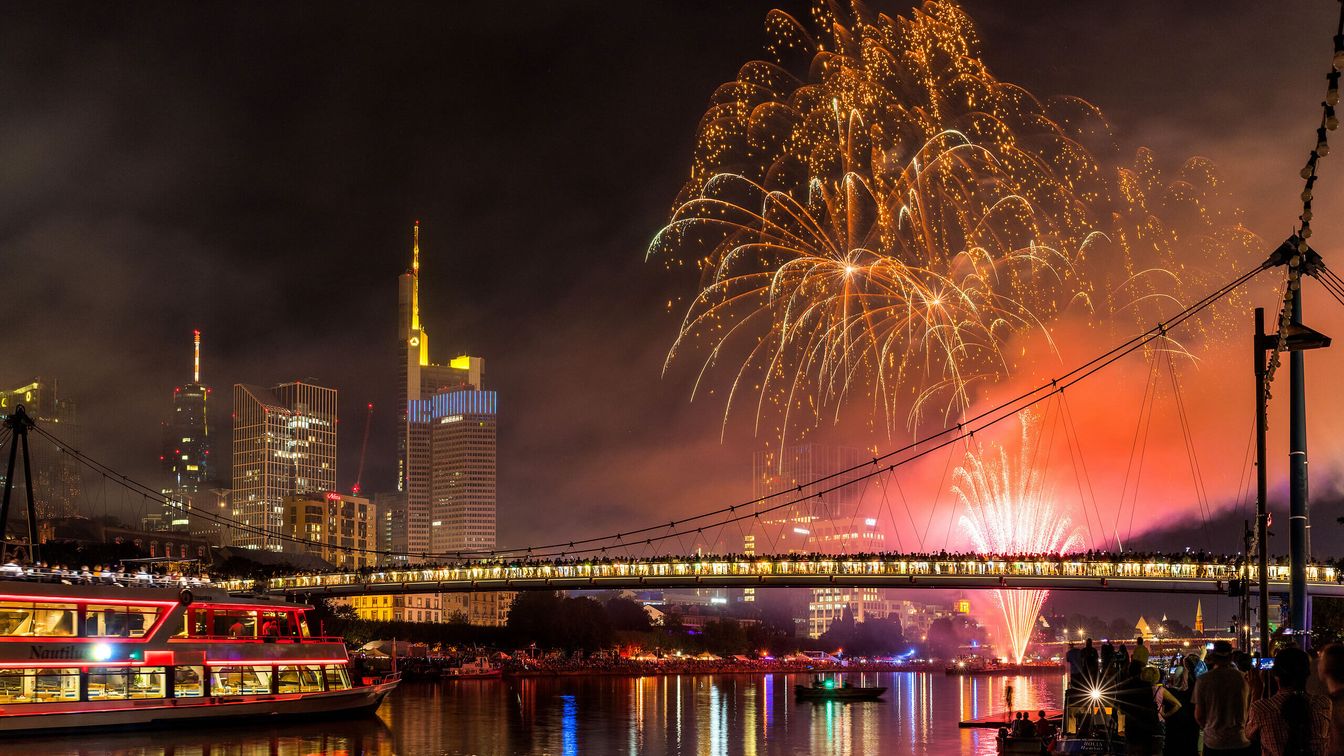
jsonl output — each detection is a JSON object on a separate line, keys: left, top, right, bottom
{"left": 31, "top": 262, "right": 1266, "bottom": 564}
{"left": 1265, "top": 1, "right": 1344, "bottom": 393}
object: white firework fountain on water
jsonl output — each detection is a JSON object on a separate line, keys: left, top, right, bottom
{"left": 954, "top": 411, "right": 1084, "bottom": 664}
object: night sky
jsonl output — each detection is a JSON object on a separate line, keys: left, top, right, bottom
{"left": 3, "top": 0, "right": 1343, "bottom": 611}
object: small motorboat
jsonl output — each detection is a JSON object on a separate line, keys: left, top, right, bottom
{"left": 443, "top": 656, "right": 502, "bottom": 680}
{"left": 794, "top": 676, "right": 886, "bottom": 701}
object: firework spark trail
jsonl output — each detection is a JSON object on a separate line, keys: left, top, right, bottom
{"left": 954, "top": 411, "right": 1084, "bottom": 664}
{"left": 650, "top": 0, "right": 1257, "bottom": 446}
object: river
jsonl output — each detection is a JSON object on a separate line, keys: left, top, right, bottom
{"left": 16, "top": 672, "right": 1065, "bottom": 755}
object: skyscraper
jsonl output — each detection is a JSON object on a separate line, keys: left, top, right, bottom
{"left": 397, "top": 221, "right": 484, "bottom": 560}
{"left": 158, "top": 331, "right": 212, "bottom": 531}
{"left": 0, "top": 378, "right": 80, "bottom": 522}
{"left": 416, "top": 389, "right": 497, "bottom": 554}
{"left": 750, "top": 443, "right": 885, "bottom": 638}
{"left": 751, "top": 443, "right": 866, "bottom": 552}
{"left": 231, "top": 381, "right": 337, "bottom": 551}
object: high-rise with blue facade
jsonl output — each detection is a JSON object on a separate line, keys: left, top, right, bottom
{"left": 396, "top": 222, "right": 487, "bottom": 561}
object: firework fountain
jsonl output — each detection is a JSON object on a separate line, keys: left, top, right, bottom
{"left": 954, "top": 412, "right": 1084, "bottom": 664}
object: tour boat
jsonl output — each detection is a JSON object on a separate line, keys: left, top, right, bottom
{"left": 443, "top": 656, "right": 502, "bottom": 680}
{"left": 0, "top": 578, "right": 398, "bottom": 734}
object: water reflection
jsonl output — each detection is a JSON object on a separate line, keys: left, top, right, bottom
{"left": 25, "top": 673, "right": 1063, "bottom": 755}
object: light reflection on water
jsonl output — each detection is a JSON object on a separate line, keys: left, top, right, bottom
{"left": 17, "top": 673, "right": 1063, "bottom": 755}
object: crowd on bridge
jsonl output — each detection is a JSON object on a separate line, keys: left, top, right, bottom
{"left": 255, "top": 548, "right": 1344, "bottom": 586}
{"left": 0, "top": 560, "right": 211, "bottom": 588}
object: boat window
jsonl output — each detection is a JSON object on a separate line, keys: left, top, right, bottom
{"left": 128, "top": 667, "right": 166, "bottom": 699}
{"left": 174, "top": 665, "right": 203, "bottom": 697}
{"left": 181, "top": 608, "right": 210, "bottom": 637}
{"left": 297, "top": 611, "right": 312, "bottom": 637}
{"left": 0, "top": 670, "right": 24, "bottom": 702}
{"left": 85, "top": 605, "right": 159, "bottom": 638}
{"left": 276, "top": 665, "right": 301, "bottom": 693}
{"left": 323, "top": 665, "right": 350, "bottom": 691}
{"left": 33, "top": 604, "right": 77, "bottom": 637}
{"left": 210, "top": 665, "right": 272, "bottom": 695}
{"left": 0, "top": 602, "right": 78, "bottom": 637}
{"left": 299, "top": 665, "right": 324, "bottom": 692}
{"left": 88, "top": 667, "right": 130, "bottom": 700}
{"left": 259, "top": 611, "right": 294, "bottom": 638}
{"left": 213, "top": 610, "right": 257, "bottom": 639}
{"left": 32, "top": 668, "right": 79, "bottom": 702}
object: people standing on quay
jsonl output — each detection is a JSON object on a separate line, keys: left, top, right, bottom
{"left": 1118, "top": 661, "right": 1171, "bottom": 755}
{"left": 1246, "top": 647, "right": 1330, "bottom": 756}
{"left": 1164, "top": 655, "right": 1202, "bottom": 755}
{"left": 1134, "top": 636, "right": 1150, "bottom": 666}
{"left": 1083, "top": 638, "right": 1100, "bottom": 678}
{"left": 1067, "top": 642, "right": 1083, "bottom": 677}
{"left": 1194, "top": 640, "right": 1251, "bottom": 755}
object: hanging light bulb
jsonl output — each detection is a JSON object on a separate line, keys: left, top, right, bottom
{"left": 1328, "top": 71, "right": 1340, "bottom": 106}
{"left": 1327, "top": 104, "right": 1339, "bottom": 131}
{"left": 1302, "top": 153, "right": 1319, "bottom": 179}
{"left": 1334, "top": 34, "right": 1344, "bottom": 70}
{"left": 1318, "top": 127, "right": 1331, "bottom": 156}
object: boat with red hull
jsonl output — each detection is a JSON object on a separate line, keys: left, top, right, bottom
{"left": 0, "top": 578, "right": 397, "bottom": 734}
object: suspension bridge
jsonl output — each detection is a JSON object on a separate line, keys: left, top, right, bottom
{"left": 222, "top": 555, "right": 1344, "bottom": 599}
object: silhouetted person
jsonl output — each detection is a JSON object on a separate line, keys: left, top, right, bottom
{"left": 1034, "top": 709, "right": 1055, "bottom": 738}
{"left": 1247, "top": 647, "right": 1330, "bottom": 756}
{"left": 1082, "top": 638, "right": 1100, "bottom": 678}
{"left": 1194, "top": 640, "right": 1250, "bottom": 755}
{"left": 1318, "top": 644, "right": 1344, "bottom": 756}
{"left": 1134, "top": 636, "right": 1150, "bottom": 666}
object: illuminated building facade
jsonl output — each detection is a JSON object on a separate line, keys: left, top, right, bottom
{"left": 751, "top": 443, "right": 866, "bottom": 552}
{"left": 346, "top": 594, "right": 442, "bottom": 623}
{"left": 441, "top": 591, "right": 514, "bottom": 627}
{"left": 418, "top": 389, "right": 497, "bottom": 554}
{"left": 283, "top": 491, "right": 376, "bottom": 569}
{"left": 0, "top": 378, "right": 80, "bottom": 521}
{"left": 156, "top": 330, "right": 212, "bottom": 531}
{"left": 397, "top": 221, "right": 484, "bottom": 561}
{"left": 231, "top": 381, "right": 337, "bottom": 551}
{"left": 805, "top": 521, "right": 891, "bottom": 638}
{"left": 749, "top": 445, "right": 890, "bottom": 638}
{"left": 373, "top": 491, "right": 407, "bottom": 557}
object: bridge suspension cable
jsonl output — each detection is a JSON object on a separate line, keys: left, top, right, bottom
{"left": 29, "top": 259, "right": 1270, "bottom": 564}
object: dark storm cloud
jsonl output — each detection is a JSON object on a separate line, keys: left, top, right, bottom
{"left": 2, "top": 0, "right": 1343, "bottom": 560}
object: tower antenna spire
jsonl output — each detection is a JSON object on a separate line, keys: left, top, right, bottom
{"left": 193, "top": 329, "right": 201, "bottom": 383}
{"left": 411, "top": 220, "right": 422, "bottom": 332}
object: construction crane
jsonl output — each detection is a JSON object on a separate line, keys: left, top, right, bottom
{"left": 352, "top": 402, "right": 373, "bottom": 495}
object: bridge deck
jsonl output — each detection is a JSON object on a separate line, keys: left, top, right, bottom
{"left": 225, "top": 557, "right": 1344, "bottom": 598}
